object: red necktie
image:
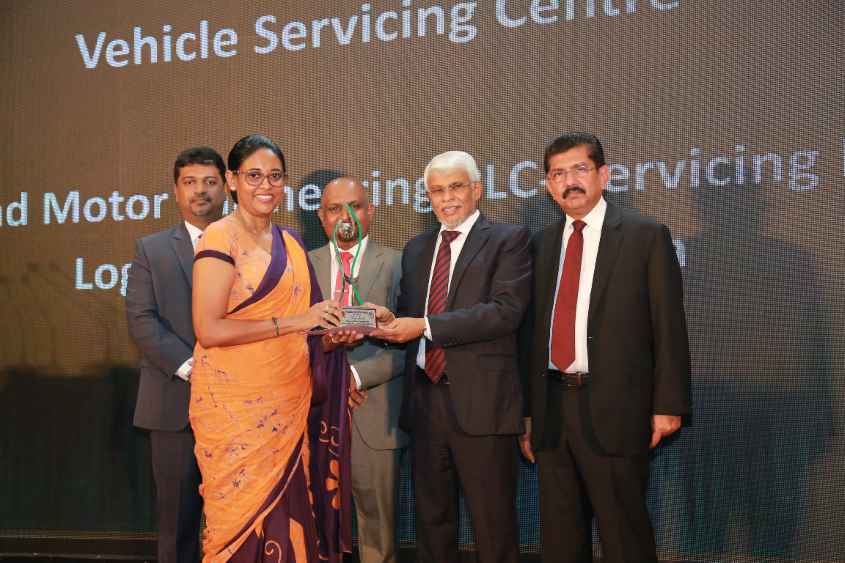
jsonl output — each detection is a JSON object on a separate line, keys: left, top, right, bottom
{"left": 425, "top": 230, "right": 460, "bottom": 383}
{"left": 551, "top": 220, "right": 586, "bottom": 371}
{"left": 334, "top": 251, "right": 354, "bottom": 306}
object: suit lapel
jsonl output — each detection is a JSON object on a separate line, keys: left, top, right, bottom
{"left": 356, "top": 242, "right": 385, "bottom": 301}
{"left": 170, "top": 223, "right": 194, "bottom": 288}
{"left": 312, "top": 242, "right": 386, "bottom": 304}
{"left": 588, "top": 201, "right": 624, "bottom": 327}
{"left": 540, "top": 221, "right": 566, "bottom": 334}
{"left": 310, "top": 245, "right": 332, "bottom": 298}
{"left": 447, "top": 216, "right": 491, "bottom": 308}
{"left": 414, "top": 228, "right": 439, "bottom": 315}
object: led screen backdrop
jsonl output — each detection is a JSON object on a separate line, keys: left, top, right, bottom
{"left": 1, "top": 1, "right": 843, "bottom": 561}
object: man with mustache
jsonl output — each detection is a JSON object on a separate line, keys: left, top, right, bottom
{"left": 125, "top": 147, "right": 227, "bottom": 563}
{"left": 374, "top": 151, "right": 531, "bottom": 563}
{"left": 519, "top": 132, "right": 691, "bottom": 563}
{"left": 309, "top": 176, "right": 407, "bottom": 563}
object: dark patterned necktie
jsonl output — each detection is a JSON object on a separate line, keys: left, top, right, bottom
{"left": 424, "top": 230, "right": 460, "bottom": 383}
{"left": 551, "top": 220, "right": 586, "bottom": 370}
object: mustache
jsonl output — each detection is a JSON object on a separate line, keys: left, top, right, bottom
{"left": 563, "top": 186, "right": 586, "bottom": 198}
{"left": 190, "top": 195, "right": 211, "bottom": 204}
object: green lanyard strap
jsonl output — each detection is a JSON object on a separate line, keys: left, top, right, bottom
{"left": 331, "top": 202, "right": 364, "bottom": 306}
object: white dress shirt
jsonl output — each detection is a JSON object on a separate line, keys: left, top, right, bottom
{"left": 175, "top": 221, "right": 205, "bottom": 381}
{"left": 329, "top": 237, "right": 369, "bottom": 389}
{"left": 416, "top": 209, "right": 481, "bottom": 370}
{"left": 548, "top": 197, "right": 607, "bottom": 373}
{"left": 185, "top": 220, "right": 203, "bottom": 250}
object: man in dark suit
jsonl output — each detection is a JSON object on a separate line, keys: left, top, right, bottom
{"left": 125, "top": 147, "right": 227, "bottom": 563}
{"left": 374, "top": 151, "right": 532, "bottom": 563}
{"left": 519, "top": 132, "right": 691, "bottom": 563}
{"left": 309, "top": 176, "right": 408, "bottom": 563}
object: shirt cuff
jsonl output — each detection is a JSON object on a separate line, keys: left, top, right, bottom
{"left": 423, "top": 316, "right": 433, "bottom": 341}
{"left": 349, "top": 365, "right": 363, "bottom": 390}
{"left": 175, "top": 357, "right": 193, "bottom": 381}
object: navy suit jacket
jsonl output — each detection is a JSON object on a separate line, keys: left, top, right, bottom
{"left": 397, "top": 214, "right": 532, "bottom": 436}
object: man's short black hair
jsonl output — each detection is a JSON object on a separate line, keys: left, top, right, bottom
{"left": 173, "top": 146, "right": 226, "bottom": 184}
{"left": 544, "top": 132, "right": 606, "bottom": 172}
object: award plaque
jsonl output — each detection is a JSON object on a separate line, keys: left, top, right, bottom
{"left": 340, "top": 306, "right": 377, "bottom": 328}
{"left": 309, "top": 307, "right": 378, "bottom": 335}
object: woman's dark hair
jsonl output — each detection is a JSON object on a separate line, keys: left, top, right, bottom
{"left": 543, "top": 132, "right": 606, "bottom": 172}
{"left": 227, "top": 134, "right": 287, "bottom": 204}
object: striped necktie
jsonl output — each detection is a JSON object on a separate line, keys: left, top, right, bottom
{"left": 424, "top": 230, "right": 460, "bottom": 383}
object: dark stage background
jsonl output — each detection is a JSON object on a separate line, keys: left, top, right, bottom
{"left": 1, "top": 1, "right": 843, "bottom": 561}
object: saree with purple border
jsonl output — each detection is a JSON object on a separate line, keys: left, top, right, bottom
{"left": 190, "top": 219, "right": 351, "bottom": 562}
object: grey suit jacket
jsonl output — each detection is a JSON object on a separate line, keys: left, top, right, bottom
{"left": 309, "top": 240, "right": 409, "bottom": 450}
{"left": 125, "top": 223, "right": 196, "bottom": 431}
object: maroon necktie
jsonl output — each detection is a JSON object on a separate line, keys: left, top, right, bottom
{"left": 424, "top": 230, "right": 460, "bottom": 383}
{"left": 551, "top": 220, "right": 586, "bottom": 370}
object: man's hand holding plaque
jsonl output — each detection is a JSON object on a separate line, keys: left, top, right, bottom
{"left": 369, "top": 316, "right": 427, "bottom": 343}
{"left": 366, "top": 302, "right": 396, "bottom": 325}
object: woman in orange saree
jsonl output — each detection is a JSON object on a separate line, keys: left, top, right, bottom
{"left": 191, "top": 134, "right": 353, "bottom": 562}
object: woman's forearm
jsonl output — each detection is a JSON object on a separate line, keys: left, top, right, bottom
{"left": 195, "top": 313, "right": 310, "bottom": 348}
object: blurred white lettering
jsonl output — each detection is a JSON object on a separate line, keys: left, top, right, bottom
{"left": 0, "top": 192, "right": 28, "bottom": 227}
{"left": 76, "top": 21, "right": 236, "bottom": 69}
{"left": 43, "top": 191, "right": 167, "bottom": 224}
{"left": 495, "top": 0, "right": 680, "bottom": 28}
{"left": 75, "top": 258, "right": 132, "bottom": 296}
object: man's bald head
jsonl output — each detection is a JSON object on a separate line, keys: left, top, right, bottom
{"left": 322, "top": 176, "right": 368, "bottom": 205}
{"left": 317, "top": 176, "right": 375, "bottom": 249}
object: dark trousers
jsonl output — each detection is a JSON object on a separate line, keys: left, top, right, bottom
{"left": 150, "top": 429, "right": 203, "bottom": 563}
{"left": 411, "top": 370, "right": 519, "bottom": 563}
{"left": 536, "top": 381, "right": 656, "bottom": 563}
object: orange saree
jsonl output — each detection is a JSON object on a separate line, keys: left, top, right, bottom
{"left": 190, "top": 218, "right": 351, "bottom": 563}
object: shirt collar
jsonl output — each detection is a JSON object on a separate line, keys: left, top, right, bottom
{"left": 329, "top": 235, "right": 369, "bottom": 261}
{"left": 439, "top": 209, "right": 480, "bottom": 237}
{"left": 184, "top": 221, "right": 204, "bottom": 246}
{"left": 565, "top": 197, "right": 607, "bottom": 232}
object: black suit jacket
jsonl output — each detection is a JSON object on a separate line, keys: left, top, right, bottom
{"left": 125, "top": 223, "right": 196, "bottom": 431}
{"left": 397, "top": 214, "right": 532, "bottom": 436}
{"left": 523, "top": 201, "right": 691, "bottom": 456}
